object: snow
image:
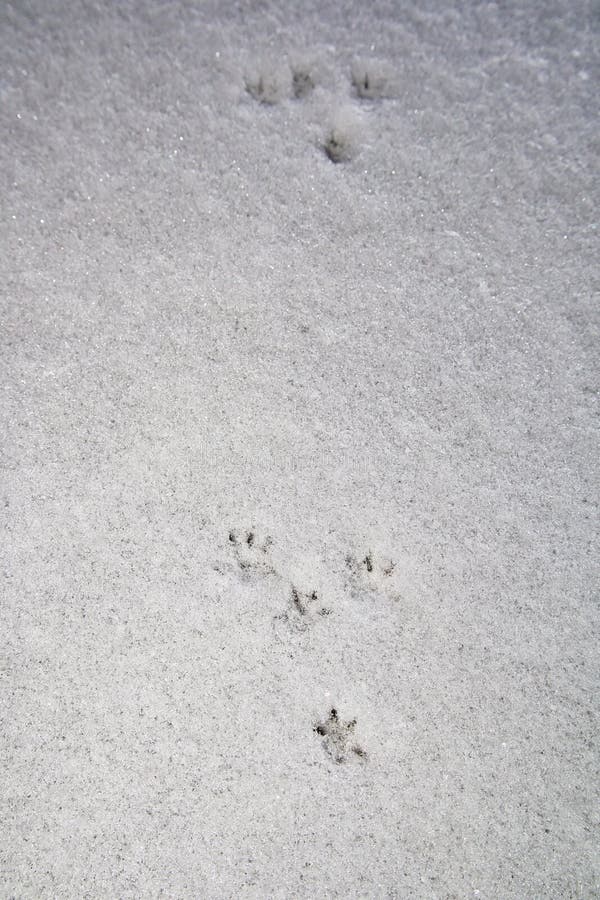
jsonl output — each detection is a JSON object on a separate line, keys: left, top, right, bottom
{"left": 1, "top": 0, "right": 598, "bottom": 896}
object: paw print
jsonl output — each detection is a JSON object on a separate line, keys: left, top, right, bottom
{"left": 314, "top": 708, "right": 367, "bottom": 764}
{"left": 350, "top": 59, "right": 397, "bottom": 100}
{"left": 291, "top": 66, "right": 315, "bottom": 99}
{"left": 227, "top": 529, "right": 276, "bottom": 578}
{"left": 345, "top": 550, "right": 396, "bottom": 599}
{"left": 244, "top": 64, "right": 289, "bottom": 105}
{"left": 274, "top": 586, "right": 331, "bottom": 635}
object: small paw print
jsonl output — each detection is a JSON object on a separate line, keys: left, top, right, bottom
{"left": 314, "top": 708, "right": 367, "bottom": 764}
{"left": 227, "top": 529, "right": 276, "bottom": 578}
{"left": 244, "top": 65, "right": 290, "bottom": 105}
{"left": 274, "top": 586, "right": 331, "bottom": 635}
{"left": 291, "top": 65, "right": 315, "bottom": 99}
{"left": 345, "top": 550, "right": 396, "bottom": 599}
{"left": 350, "top": 59, "right": 397, "bottom": 100}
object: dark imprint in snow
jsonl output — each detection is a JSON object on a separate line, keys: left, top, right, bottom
{"left": 314, "top": 708, "right": 367, "bottom": 764}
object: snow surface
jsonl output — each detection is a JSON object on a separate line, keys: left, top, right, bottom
{"left": 1, "top": 1, "right": 598, "bottom": 897}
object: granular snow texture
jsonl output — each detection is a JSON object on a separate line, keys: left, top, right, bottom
{"left": 1, "top": 1, "right": 598, "bottom": 897}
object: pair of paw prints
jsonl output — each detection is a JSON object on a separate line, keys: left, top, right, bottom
{"left": 314, "top": 707, "right": 367, "bottom": 764}
{"left": 224, "top": 529, "right": 399, "bottom": 607}
{"left": 321, "top": 60, "right": 397, "bottom": 164}
{"left": 224, "top": 530, "right": 326, "bottom": 635}
{"left": 245, "top": 61, "right": 315, "bottom": 104}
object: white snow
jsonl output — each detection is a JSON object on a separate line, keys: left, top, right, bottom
{"left": 1, "top": 1, "right": 598, "bottom": 897}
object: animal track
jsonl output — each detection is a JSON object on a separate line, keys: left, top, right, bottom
{"left": 322, "top": 106, "right": 362, "bottom": 163}
{"left": 345, "top": 550, "right": 397, "bottom": 599}
{"left": 274, "top": 585, "right": 331, "bottom": 635}
{"left": 227, "top": 528, "right": 276, "bottom": 578}
{"left": 292, "top": 66, "right": 315, "bottom": 99}
{"left": 242, "top": 55, "right": 383, "bottom": 163}
{"left": 245, "top": 66, "right": 289, "bottom": 105}
{"left": 323, "top": 128, "right": 351, "bottom": 163}
{"left": 314, "top": 708, "right": 367, "bottom": 764}
{"left": 245, "top": 60, "right": 315, "bottom": 104}
{"left": 350, "top": 59, "right": 396, "bottom": 100}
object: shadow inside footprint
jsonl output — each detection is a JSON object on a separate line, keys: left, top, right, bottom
{"left": 292, "top": 67, "right": 314, "bottom": 99}
{"left": 323, "top": 128, "right": 352, "bottom": 163}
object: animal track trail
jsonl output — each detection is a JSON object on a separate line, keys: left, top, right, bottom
{"left": 314, "top": 708, "right": 367, "bottom": 764}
